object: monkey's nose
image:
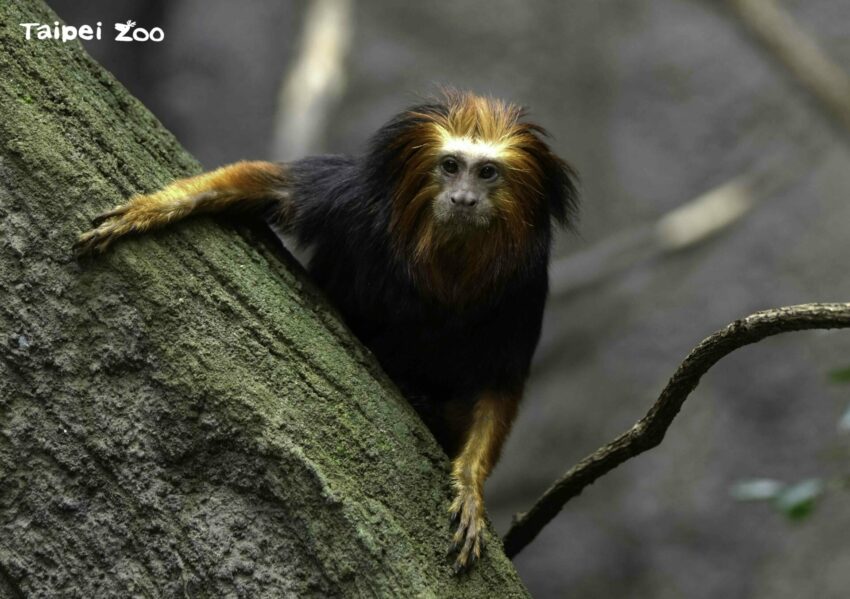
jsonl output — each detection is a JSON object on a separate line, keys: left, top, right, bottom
{"left": 450, "top": 192, "right": 478, "bottom": 207}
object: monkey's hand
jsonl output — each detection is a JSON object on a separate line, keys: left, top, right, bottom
{"left": 448, "top": 483, "right": 485, "bottom": 573}
{"left": 73, "top": 199, "right": 152, "bottom": 256}
{"left": 73, "top": 187, "right": 219, "bottom": 256}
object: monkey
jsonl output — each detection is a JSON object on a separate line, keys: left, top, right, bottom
{"left": 74, "top": 90, "right": 578, "bottom": 572}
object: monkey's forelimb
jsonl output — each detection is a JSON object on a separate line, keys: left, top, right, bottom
{"left": 74, "top": 161, "right": 289, "bottom": 255}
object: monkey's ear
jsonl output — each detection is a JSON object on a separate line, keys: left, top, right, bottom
{"left": 364, "top": 102, "right": 447, "bottom": 188}
{"left": 542, "top": 151, "right": 579, "bottom": 229}
{"left": 521, "top": 122, "right": 579, "bottom": 228}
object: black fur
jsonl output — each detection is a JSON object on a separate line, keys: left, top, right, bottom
{"left": 282, "top": 107, "right": 576, "bottom": 450}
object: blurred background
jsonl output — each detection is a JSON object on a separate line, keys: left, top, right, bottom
{"left": 48, "top": 0, "right": 850, "bottom": 596}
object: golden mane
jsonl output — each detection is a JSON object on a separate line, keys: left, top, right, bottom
{"left": 385, "top": 91, "right": 572, "bottom": 306}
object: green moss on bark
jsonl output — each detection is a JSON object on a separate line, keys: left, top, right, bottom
{"left": 0, "top": 1, "right": 529, "bottom": 596}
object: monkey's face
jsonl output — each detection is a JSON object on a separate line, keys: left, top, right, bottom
{"left": 431, "top": 148, "right": 503, "bottom": 230}
{"left": 382, "top": 92, "right": 577, "bottom": 286}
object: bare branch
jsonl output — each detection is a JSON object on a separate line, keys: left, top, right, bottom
{"left": 549, "top": 145, "right": 821, "bottom": 301}
{"left": 725, "top": 0, "right": 850, "bottom": 139}
{"left": 547, "top": 0, "right": 850, "bottom": 308}
{"left": 549, "top": 177, "right": 756, "bottom": 299}
{"left": 504, "top": 302, "right": 850, "bottom": 558}
{"left": 271, "top": 0, "right": 353, "bottom": 161}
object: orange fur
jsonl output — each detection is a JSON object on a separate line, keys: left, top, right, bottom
{"left": 74, "top": 161, "right": 288, "bottom": 254}
{"left": 386, "top": 91, "right": 564, "bottom": 306}
{"left": 449, "top": 390, "right": 521, "bottom": 568}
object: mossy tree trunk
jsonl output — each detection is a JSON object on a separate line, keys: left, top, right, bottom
{"left": 0, "top": 2, "right": 528, "bottom": 596}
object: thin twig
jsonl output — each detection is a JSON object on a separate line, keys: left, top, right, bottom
{"left": 504, "top": 302, "right": 850, "bottom": 558}
{"left": 549, "top": 0, "right": 850, "bottom": 303}
{"left": 549, "top": 144, "right": 822, "bottom": 300}
{"left": 724, "top": 0, "right": 850, "bottom": 139}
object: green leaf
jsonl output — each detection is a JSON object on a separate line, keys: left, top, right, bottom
{"left": 828, "top": 367, "right": 850, "bottom": 384}
{"left": 773, "top": 479, "right": 823, "bottom": 521}
{"left": 730, "top": 479, "right": 784, "bottom": 501}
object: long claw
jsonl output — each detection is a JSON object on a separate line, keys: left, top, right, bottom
{"left": 74, "top": 201, "right": 140, "bottom": 258}
{"left": 73, "top": 232, "right": 98, "bottom": 258}
{"left": 91, "top": 206, "right": 126, "bottom": 226}
{"left": 448, "top": 488, "right": 486, "bottom": 574}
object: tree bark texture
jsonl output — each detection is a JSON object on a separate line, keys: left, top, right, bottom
{"left": 0, "top": 2, "right": 528, "bottom": 596}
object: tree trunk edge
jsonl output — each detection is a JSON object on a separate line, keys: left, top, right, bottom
{"left": 0, "top": 2, "right": 529, "bottom": 596}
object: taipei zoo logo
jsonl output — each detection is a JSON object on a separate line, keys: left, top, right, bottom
{"left": 21, "top": 20, "right": 165, "bottom": 43}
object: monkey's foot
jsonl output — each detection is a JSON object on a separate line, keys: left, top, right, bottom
{"left": 73, "top": 204, "right": 141, "bottom": 256}
{"left": 448, "top": 487, "right": 485, "bottom": 573}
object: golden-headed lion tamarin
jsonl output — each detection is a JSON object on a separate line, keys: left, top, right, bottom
{"left": 75, "top": 90, "right": 578, "bottom": 572}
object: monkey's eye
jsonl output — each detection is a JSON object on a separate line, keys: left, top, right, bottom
{"left": 478, "top": 165, "right": 498, "bottom": 180}
{"left": 441, "top": 158, "right": 459, "bottom": 175}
